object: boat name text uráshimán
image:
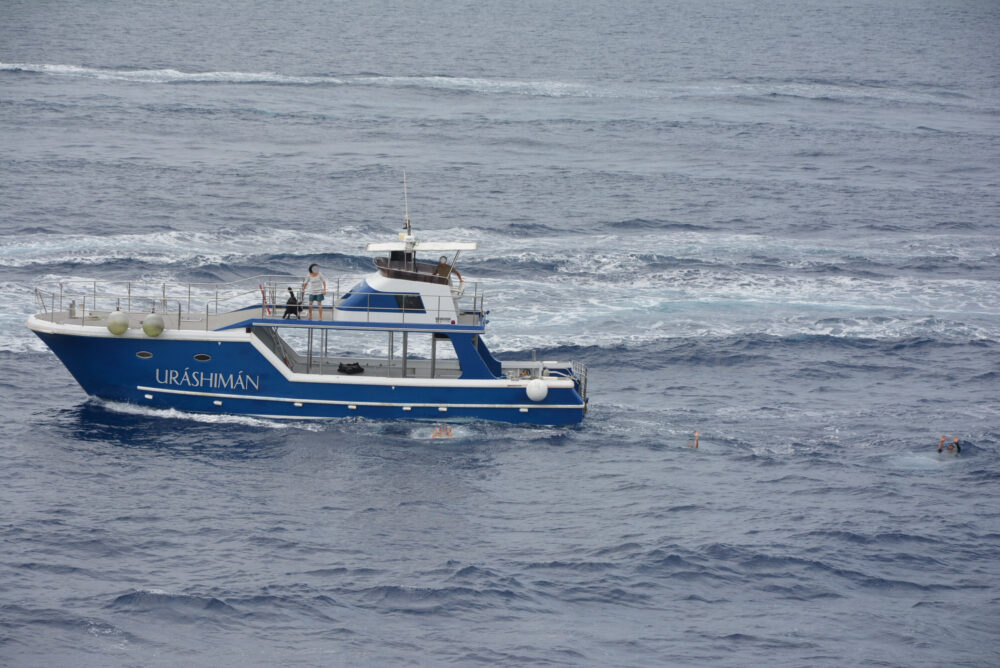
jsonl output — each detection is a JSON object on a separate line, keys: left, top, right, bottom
{"left": 155, "top": 368, "right": 261, "bottom": 391}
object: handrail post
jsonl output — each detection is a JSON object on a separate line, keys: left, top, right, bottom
{"left": 430, "top": 333, "right": 437, "bottom": 379}
{"left": 320, "top": 329, "right": 326, "bottom": 375}
{"left": 402, "top": 331, "right": 408, "bottom": 377}
{"left": 307, "top": 327, "right": 313, "bottom": 373}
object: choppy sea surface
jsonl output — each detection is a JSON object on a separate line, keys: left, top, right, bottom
{"left": 2, "top": 1, "right": 999, "bottom": 665}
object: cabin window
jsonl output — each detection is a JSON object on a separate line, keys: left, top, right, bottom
{"left": 193, "top": 354, "right": 211, "bottom": 362}
{"left": 136, "top": 351, "right": 153, "bottom": 359}
{"left": 395, "top": 294, "right": 425, "bottom": 312}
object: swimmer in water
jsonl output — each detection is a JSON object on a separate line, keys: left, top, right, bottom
{"left": 937, "top": 435, "right": 961, "bottom": 454}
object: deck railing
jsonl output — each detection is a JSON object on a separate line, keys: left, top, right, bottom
{"left": 32, "top": 274, "right": 485, "bottom": 328}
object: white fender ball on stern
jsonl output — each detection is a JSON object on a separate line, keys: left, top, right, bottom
{"left": 526, "top": 378, "right": 548, "bottom": 402}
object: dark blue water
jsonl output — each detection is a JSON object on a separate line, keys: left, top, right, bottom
{"left": 2, "top": 1, "right": 999, "bottom": 665}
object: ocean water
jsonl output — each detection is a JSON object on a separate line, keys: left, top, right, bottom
{"left": 2, "top": 0, "right": 999, "bottom": 665}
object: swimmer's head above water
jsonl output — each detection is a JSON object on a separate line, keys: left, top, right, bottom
{"left": 938, "top": 435, "right": 961, "bottom": 454}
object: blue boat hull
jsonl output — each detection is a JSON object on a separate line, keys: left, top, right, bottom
{"left": 34, "top": 330, "right": 586, "bottom": 425}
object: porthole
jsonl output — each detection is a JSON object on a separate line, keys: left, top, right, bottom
{"left": 136, "top": 351, "right": 153, "bottom": 359}
{"left": 193, "top": 354, "right": 211, "bottom": 362}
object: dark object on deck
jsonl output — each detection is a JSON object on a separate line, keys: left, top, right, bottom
{"left": 338, "top": 362, "right": 364, "bottom": 375}
{"left": 283, "top": 288, "right": 302, "bottom": 319}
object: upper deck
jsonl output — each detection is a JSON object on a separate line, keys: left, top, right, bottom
{"left": 30, "top": 272, "right": 487, "bottom": 334}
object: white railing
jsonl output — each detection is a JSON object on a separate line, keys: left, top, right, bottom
{"left": 32, "top": 274, "right": 486, "bottom": 328}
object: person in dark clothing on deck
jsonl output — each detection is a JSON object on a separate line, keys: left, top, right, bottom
{"left": 434, "top": 255, "right": 462, "bottom": 282}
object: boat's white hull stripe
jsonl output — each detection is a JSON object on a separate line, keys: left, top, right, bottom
{"left": 135, "top": 385, "right": 585, "bottom": 410}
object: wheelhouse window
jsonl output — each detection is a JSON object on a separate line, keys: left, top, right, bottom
{"left": 395, "top": 294, "right": 425, "bottom": 312}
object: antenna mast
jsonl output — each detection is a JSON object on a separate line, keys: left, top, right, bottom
{"left": 402, "top": 170, "right": 412, "bottom": 236}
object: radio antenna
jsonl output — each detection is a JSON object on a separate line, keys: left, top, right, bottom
{"left": 402, "top": 169, "right": 412, "bottom": 235}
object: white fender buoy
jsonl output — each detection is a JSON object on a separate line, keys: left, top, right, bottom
{"left": 106, "top": 311, "right": 129, "bottom": 335}
{"left": 526, "top": 378, "right": 548, "bottom": 402}
{"left": 142, "top": 313, "right": 165, "bottom": 337}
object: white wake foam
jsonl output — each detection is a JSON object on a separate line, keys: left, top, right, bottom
{"left": 96, "top": 398, "right": 323, "bottom": 430}
{"left": 1, "top": 63, "right": 599, "bottom": 98}
{"left": 5, "top": 62, "right": 983, "bottom": 109}
{"left": 0, "top": 226, "right": 371, "bottom": 268}
{"left": 0, "top": 62, "right": 334, "bottom": 85}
